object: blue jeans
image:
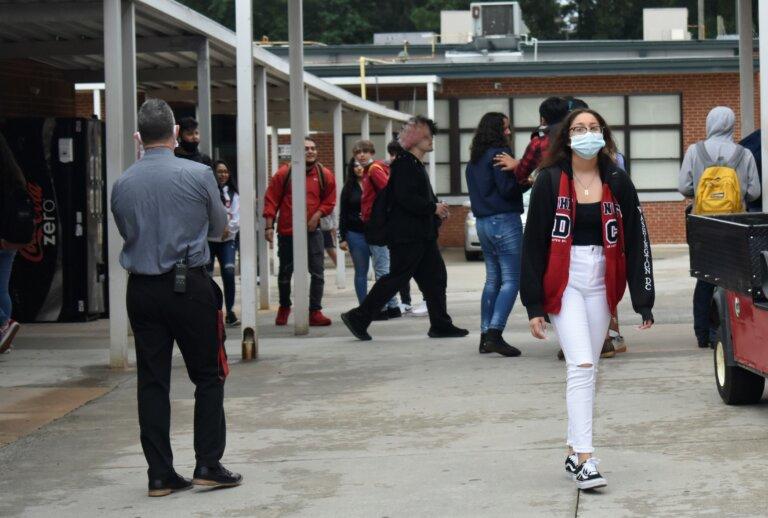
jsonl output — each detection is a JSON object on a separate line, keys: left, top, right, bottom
{"left": 0, "top": 250, "right": 16, "bottom": 326}
{"left": 476, "top": 212, "right": 522, "bottom": 333}
{"left": 206, "top": 239, "right": 237, "bottom": 313}
{"left": 369, "top": 244, "right": 399, "bottom": 309}
{"left": 346, "top": 231, "right": 371, "bottom": 304}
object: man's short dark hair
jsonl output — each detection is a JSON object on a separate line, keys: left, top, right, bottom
{"left": 304, "top": 135, "right": 317, "bottom": 146}
{"left": 539, "top": 97, "right": 570, "bottom": 125}
{"left": 137, "top": 99, "right": 175, "bottom": 144}
{"left": 178, "top": 116, "right": 199, "bottom": 134}
{"left": 564, "top": 96, "right": 589, "bottom": 111}
{"left": 387, "top": 139, "right": 403, "bottom": 156}
{"left": 413, "top": 115, "right": 437, "bottom": 136}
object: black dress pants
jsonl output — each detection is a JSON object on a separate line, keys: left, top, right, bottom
{"left": 358, "top": 239, "right": 451, "bottom": 329}
{"left": 127, "top": 268, "right": 226, "bottom": 480}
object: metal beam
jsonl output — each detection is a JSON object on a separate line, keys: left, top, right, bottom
{"left": 361, "top": 112, "right": 370, "bottom": 140}
{"left": 104, "top": 0, "right": 129, "bottom": 369}
{"left": 289, "top": 0, "right": 309, "bottom": 335}
{"left": 738, "top": 0, "right": 755, "bottom": 137}
{"left": 0, "top": 2, "right": 101, "bottom": 24}
{"left": 255, "top": 66, "right": 271, "bottom": 310}
{"left": 270, "top": 125, "right": 280, "bottom": 277}
{"left": 385, "top": 119, "right": 393, "bottom": 147}
{"left": 235, "top": 0, "right": 259, "bottom": 357}
{"left": 0, "top": 35, "right": 204, "bottom": 59}
{"left": 332, "top": 102, "right": 346, "bottom": 289}
{"left": 65, "top": 66, "right": 237, "bottom": 84}
{"left": 426, "top": 81, "right": 436, "bottom": 188}
{"left": 196, "top": 38, "right": 212, "bottom": 156}
{"left": 760, "top": 0, "right": 768, "bottom": 210}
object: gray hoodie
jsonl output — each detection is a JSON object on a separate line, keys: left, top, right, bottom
{"left": 678, "top": 106, "right": 761, "bottom": 203}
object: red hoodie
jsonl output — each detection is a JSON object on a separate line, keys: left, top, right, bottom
{"left": 263, "top": 163, "right": 336, "bottom": 236}
{"left": 360, "top": 160, "right": 389, "bottom": 223}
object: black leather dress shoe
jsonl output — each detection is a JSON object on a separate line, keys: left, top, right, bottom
{"left": 148, "top": 472, "right": 193, "bottom": 497}
{"left": 192, "top": 463, "right": 243, "bottom": 489}
{"left": 428, "top": 324, "right": 469, "bottom": 338}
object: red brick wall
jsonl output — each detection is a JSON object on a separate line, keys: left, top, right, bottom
{"left": 0, "top": 59, "right": 75, "bottom": 117}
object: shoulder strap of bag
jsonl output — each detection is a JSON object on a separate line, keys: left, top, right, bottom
{"left": 695, "top": 141, "right": 715, "bottom": 168}
{"left": 726, "top": 145, "right": 746, "bottom": 170}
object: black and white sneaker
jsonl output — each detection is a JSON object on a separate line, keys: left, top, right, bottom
{"left": 574, "top": 458, "right": 607, "bottom": 490}
{"left": 565, "top": 453, "right": 578, "bottom": 479}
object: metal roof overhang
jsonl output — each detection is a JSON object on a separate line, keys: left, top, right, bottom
{"left": 0, "top": 0, "right": 409, "bottom": 131}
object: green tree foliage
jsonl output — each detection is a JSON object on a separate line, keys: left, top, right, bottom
{"left": 178, "top": 0, "right": 758, "bottom": 44}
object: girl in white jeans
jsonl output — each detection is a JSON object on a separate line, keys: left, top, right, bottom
{"left": 521, "top": 108, "right": 655, "bottom": 490}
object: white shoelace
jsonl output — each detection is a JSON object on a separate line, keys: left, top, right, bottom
{"left": 581, "top": 458, "right": 601, "bottom": 476}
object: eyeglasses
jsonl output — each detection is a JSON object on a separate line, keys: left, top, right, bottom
{"left": 569, "top": 126, "right": 603, "bottom": 136}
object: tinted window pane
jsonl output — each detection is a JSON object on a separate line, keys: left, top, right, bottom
{"left": 629, "top": 95, "right": 680, "bottom": 125}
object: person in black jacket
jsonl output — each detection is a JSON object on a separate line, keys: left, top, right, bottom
{"left": 341, "top": 116, "right": 468, "bottom": 341}
{"left": 520, "top": 108, "right": 654, "bottom": 490}
{"left": 338, "top": 158, "right": 370, "bottom": 304}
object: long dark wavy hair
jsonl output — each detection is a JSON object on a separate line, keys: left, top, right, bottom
{"left": 469, "top": 112, "right": 509, "bottom": 164}
{"left": 540, "top": 108, "right": 618, "bottom": 173}
{"left": 345, "top": 157, "right": 361, "bottom": 186}
{"left": 212, "top": 160, "right": 237, "bottom": 205}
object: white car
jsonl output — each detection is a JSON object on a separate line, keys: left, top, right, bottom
{"left": 464, "top": 190, "right": 530, "bottom": 261}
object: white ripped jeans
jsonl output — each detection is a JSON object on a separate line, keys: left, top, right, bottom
{"left": 549, "top": 246, "right": 612, "bottom": 454}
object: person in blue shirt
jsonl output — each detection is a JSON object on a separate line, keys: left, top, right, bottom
{"left": 465, "top": 112, "right": 524, "bottom": 357}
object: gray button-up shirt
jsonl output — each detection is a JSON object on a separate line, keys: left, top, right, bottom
{"left": 111, "top": 147, "right": 227, "bottom": 275}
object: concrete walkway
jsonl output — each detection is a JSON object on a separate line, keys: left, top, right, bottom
{"left": 0, "top": 247, "right": 767, "bottom": 517}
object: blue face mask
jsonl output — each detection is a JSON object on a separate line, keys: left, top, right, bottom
{"left": 570, "top": 132, "right": 605, "bottom": 159}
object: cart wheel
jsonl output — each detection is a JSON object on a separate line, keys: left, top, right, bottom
{"left": 714, "top": 327, "right": 765, "bottom": 405}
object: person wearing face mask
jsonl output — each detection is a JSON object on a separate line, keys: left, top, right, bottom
{"left": 521, "top": 108, "right": 655, "bottom": 490}
{"left": 174, "top": 117, "right": 212, "bottom": 167}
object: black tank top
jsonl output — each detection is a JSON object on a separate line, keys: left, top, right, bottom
{"left": 573, "top": 202, "right": 602, "bottom": 246}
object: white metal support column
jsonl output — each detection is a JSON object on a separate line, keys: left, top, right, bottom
{"left": 93, "top": 89, "right": 102, "bottom": 119}
{"left": 289, "top": 0, "right": 309, "bottom": 334}
{"left": 333, "top": 102, "right": 345, "bottom": 288}
{"left": 361, "top": 112, "right": 370, "bottom": 140}
{"left": 197, "top": 38, "right": 212, "bottom": 156}
{"left": 426, "top": 81, "right": 436, "bottom": 188}
{"left": 304, "top": 87, "right": 311, "bottom": 133}
{"left": 738, "top": 0, "right": 755, "bottom": 137}
{"left": 760, "top": 0, "right": 768, "bottom": 209}
{"left": 121, "top": 1, "right": 136, "bottom": 172}
{"left": 255, "top": 66, "right": 271, "bottom": 309}
{"left": 235, "top": 0, "right": 259, "bottom": 354}
{"left": 385, "top": 119, "right": 393, "bottom": 145}
{"left": 104, "top": 0, "right": 133, "bottom": 369}
{"left": 270, "top": 126, "right": 279, "bottom": 276}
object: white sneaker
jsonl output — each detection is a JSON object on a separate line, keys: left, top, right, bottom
{"left": 574, "top": 458, "right": 607, "bottom": 490}
{"left": 411, "top": 301, "right": 428, "bottom": 317}
{"left": 399, "top": 303, "right": 412, "bottom": 313}
{"left": 0, "top": 320, "right": 20, "bottom": 354}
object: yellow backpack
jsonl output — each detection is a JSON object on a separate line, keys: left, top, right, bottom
{"left": 693, "top": 141, "right": 745, "bottom": 215}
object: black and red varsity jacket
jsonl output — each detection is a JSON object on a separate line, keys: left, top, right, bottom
{"left": 520, "top": 161, "right": 655, "bottom": 323}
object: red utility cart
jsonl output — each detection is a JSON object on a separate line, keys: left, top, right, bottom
{"left": 687, "top": 213, "right": 768, "bottom": 404}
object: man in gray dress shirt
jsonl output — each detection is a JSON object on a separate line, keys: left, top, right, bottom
{"left": 111, "top": 99, "right": 241, "bottom": 497}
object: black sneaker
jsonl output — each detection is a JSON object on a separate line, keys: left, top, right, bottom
{"left": 484, "top": 329, "right": 521, "bottom": 357}
{"left": 479, "top": 332, "right": 490, "bottom": 353}
{"left": 341, "top": 310, "right": 372, "bottom": 341}
{"left": 574, "top": 458, "right": 607, "bottom": 490}
{"left": 428, "top": 324, "right": 469, "bottom": 338}
{"left": 386, "top": 306, "right": 403, "bottom": 319}
{"left": 564, "top": 453, "right": 578, "bottom": 479}
{"left": 192, "top": 463, "right": 242, "bottom": 489}
{"left": 226, "top": 312, "right": 241, "bottom": 327}
{"left": 148, "top": 471, "right": 193, "bottom": 497}
{"left": 697, "top": 340, "right": 712, "bottom": 349}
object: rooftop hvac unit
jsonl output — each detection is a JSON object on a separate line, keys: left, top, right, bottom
{"left": 470, "top": 2, "right": 527, "bottom": 38}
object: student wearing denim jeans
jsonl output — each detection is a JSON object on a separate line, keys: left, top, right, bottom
{"left": 339, "top": 158, "right": 370, "bottom": 304}
{"left": 465, "top": 112, "right": 524, "bottom": 357}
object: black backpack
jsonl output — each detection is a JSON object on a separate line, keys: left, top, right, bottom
{"left": 1, "top": 183, "right": 35, "bottom": 246}
{"left": 364, "top": 181, "right": 392, "bottom": 246}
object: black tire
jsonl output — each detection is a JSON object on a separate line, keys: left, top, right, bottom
{"left": 464, "top": 250, "right": 482, "bottom": 261}
{"left": 714, "top": 325, "right": 765, "bottom": 405}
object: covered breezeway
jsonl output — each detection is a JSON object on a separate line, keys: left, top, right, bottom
{"left": 0, "top": 0, "right": 410, "bottom": 367}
